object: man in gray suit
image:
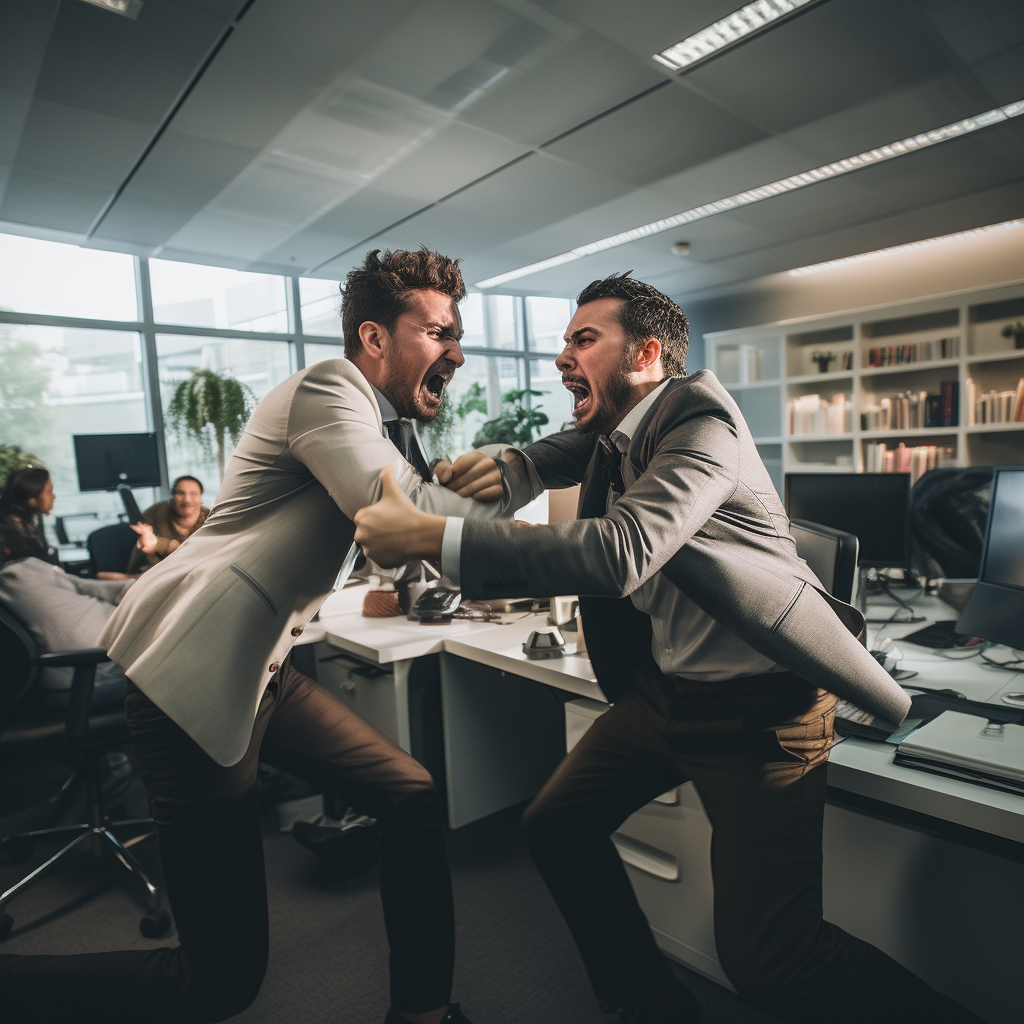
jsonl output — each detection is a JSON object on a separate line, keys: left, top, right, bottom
{"left": 354, "top": 275, "right": 983, "bottom": 1024}
{"left": 0, "top": 249, "right": 508, "bottom": 1024}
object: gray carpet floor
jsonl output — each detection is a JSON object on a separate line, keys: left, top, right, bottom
{"left": 0, "top": 764, "right": 780, "bottom": 1024}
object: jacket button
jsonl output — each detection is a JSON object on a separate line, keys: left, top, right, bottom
{"left": 291, "top": 626, "right": 303, "bottom": 637}
{"left": 269, "top": 662, "right": 280, "bottom": 674}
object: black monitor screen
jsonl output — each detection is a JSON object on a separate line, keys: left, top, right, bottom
{"left": 979, "top": 468, "right": 1024, "bottom": 590}
{"left": 784, "top": 472, "right": 912, "bottom": 568}
{"left": 74, "top": 433, "right": 161, "bottom": 491}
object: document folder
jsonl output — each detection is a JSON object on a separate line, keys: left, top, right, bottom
{"left": 894, "top": 711, "right": 1024, "bottom": 797}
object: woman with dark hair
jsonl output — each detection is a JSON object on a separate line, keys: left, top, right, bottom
{"left": 0, "top": 466, "right": 59, "bottom": 565}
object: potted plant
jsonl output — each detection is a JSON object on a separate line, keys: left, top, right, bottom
{"left": 1001, "top": 322, "right": 1024, "bottom": 350}
{"left": 472, "top": 388, "right": 548, "bottom": 447}
{"left": 166, "top": 368, "right": 257, "bottom": 480}
{"left": 0, "top": 444, "right": 43, "bottom": 491}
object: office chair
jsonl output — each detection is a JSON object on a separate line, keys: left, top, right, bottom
{"left": 86, "top": 521, "right": 137, "bottom": 575}
{"left": 790, "top": 518, "right": 859, "bottom": 603}
{"left": 910, "top": 466, "right": 992, "bottom": 579}
{"left": 0, "top": 603, "right": 169, "bottom": 943}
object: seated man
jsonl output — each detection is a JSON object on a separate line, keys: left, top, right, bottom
{"left": 0, "top": 520, "right": 131, "bottom": 709}
{"left": 127, "top": 474, "right": 210, "bottom": 573}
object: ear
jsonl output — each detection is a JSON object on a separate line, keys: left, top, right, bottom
{"left": 633, "top": 336, "right": 662, "bottom": 374}
{"left": 356, "top": 320, "right": 388, "bottom": 364}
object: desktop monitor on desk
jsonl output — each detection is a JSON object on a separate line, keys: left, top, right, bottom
{"left": 73, "top": 432, "right": 161, "bottom": 492}
{"left": 957, "top": 466, "right": 1024, "bottom": 649}
{"left": 784, "top": 472, "right": 912, "bottom": 569}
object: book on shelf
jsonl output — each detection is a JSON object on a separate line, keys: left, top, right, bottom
{"left": 787, "top": 393, "right": 852, "bottom": 436}
{"left": 861, "top": 381, "right": 958, "bottom": 430}
{"left": 965, "top": 377, "right": 1024, "bottom": 426}
{"left": 864, "top": 336, "right": 959, "bottom": 367}
{"left": 737, "top": 344, "right": 764, "bottom": 383}
{"left": 863, "top": 442, "right": 955, "bottom": 482}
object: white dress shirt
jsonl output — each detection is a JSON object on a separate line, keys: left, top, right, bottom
{"left": 444, "top": 380, "right": 778, "bottom": 682}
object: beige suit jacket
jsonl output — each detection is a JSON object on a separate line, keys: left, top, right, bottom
{"left": 100, "top": 358, "right": 517, "bottom": 766}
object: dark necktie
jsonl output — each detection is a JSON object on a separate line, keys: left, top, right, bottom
{"left": 385, "top": 419, "right": 432, "bottom": 482}
{"left": 598, "top": 435, "right": 625, "bottom": 496}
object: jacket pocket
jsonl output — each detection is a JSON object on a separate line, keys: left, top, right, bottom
{"left": 229, "top": 564, "right": 278, "bottom": 618}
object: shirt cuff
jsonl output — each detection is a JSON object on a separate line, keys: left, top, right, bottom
{"left": 441, "top": 517, "right": 465, "bottom": 587}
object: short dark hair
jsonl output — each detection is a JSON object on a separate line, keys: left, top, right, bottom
{"left": 576, "top": 273, "right": 688, "bottom": 376}
{"left": 341, "top": 247, "right": 467, "bottom": 359}
{"left": 0, "top": 466, "right": 50, "bottom": 517}
{"left": 171, "top": 475, "right": 203, "bottom": 495}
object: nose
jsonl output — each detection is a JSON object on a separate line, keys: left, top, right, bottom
{"left": 447, "top": 339, "right": 465, "bottom": 368}
{"left": 555, "top": 343, "right": 573, "bottom": 372}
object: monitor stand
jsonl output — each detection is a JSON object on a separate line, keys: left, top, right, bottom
{"left": 117, "top": 484, "right": 144, "bottom": 524}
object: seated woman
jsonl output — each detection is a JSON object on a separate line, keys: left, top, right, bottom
{"left": 0, "top": 521, "right": 132, "bottom": 709}
{"left": 127, "top": 474, "right": 210, "bottom": 573}
{"left": 0, "top": 466, "right": 59, "bottom": 565}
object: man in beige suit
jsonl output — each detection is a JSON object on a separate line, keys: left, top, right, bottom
{"left": 1, "top": 249, "right": 519, "bottom": 1024}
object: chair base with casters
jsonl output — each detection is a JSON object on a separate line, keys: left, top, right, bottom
{"left": 0, "top": 631, "right": 171, "bottom": 943}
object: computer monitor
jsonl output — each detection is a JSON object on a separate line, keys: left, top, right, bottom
{"left": 957, "top": 466, "right": 1024, "bottom": 649}
{"left": 73, "top": 432, "right": 161, "bottom": 492}
{"left": 784, "top": 472, "right": 912, "bottom": 569}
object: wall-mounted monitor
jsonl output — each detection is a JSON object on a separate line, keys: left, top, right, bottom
{"left": 73, "top": 432, "right": 161, "bottom": 492}
{"left": 784, "top": 472, "right": 912, "bottom": 569}
{"left": 957, "top": 467, "right": 1024, "bottom": 649}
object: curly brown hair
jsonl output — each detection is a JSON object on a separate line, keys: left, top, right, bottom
{"left": 341, "top": 247, "right": 467, "bottom": 358}
{"left": 576, "top": 273, "right": 688, "bottom": 377}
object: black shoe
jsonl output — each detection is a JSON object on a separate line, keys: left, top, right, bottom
{"left": 384, "top": 1004, "right": 474, "bottom": 1024}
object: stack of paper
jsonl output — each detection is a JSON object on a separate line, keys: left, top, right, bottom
{"left": 894, "top": 711, "right": 1024, "bottom": 796}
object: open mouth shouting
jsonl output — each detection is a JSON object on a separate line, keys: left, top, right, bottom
{"left": 421, "top": 359, "right": 456, "bottom": 408}
{"left": 563, "top": 374, "right": 591, "bottom": 420}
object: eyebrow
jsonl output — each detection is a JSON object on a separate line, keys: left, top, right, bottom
{"left": 424, "top": 319, "right": 464, "bottom": 341}
{"left": 565, "top": 325, "right": 598, "bottom": 343}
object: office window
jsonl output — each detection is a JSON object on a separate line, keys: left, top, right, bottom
{"left": 150, "top": 260, "right": 288, "bottom": 333}
{"left": 0, "top": 232, "right": 137, "bottom": 321}
{"left": 529, "top": 358, "right": 573, "bottom": 436}
{"left": 526, "top": 296, "right": 572, "bottom": 354}
{"left": 0, "top": 322, "right": 152, "bottom": 532}
{"left": 299, "top": 278, "right": 342, "bottom": 337}
{"left": 303, "top": 341, "right": 345, "bottom": 367}
{"left": 461, "top": 293, "right": 521, "bottom": 351}
{"left": 156, "top": 335, "right": 292, "bottom": 493}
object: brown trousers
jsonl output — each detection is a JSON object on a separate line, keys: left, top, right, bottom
{"left": 522, "top": 668, "right": 984, "bottom": 1023}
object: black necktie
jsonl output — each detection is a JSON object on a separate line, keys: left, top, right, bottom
{"left": 385, "top": 419, "right": 432, "bottom": 482}
{"left": 598, "top": 435, "right": 625, "bottom": 496}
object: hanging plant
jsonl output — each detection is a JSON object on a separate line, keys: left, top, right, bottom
{"left": 165, "top": 368, "right": 257, "bottom": 480}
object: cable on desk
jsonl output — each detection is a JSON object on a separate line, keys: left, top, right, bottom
{"left": 981, "top": 648, "right": 1024, "bottom": 672}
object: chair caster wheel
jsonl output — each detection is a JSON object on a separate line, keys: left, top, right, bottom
{"left": 0, "top": 836, "right": 33, "bottom": 863}
{"left": 140, "top": 907, "right": 171, "bottom": 938}
{"left": 0, "top": 912, "right": 13, "bottom": 942}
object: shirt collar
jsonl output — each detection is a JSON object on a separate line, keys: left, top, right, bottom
{"left": 370, "top": 382, "right": 399, "bottom": 422}
{"left": 609, "top": 379, "right": 671, "bottom": 452}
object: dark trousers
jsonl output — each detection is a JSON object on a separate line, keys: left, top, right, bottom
{"left": 1, "top": 660, "right": 455, "bottom": 1023}
{"left": 522, "top": 668, "right": 984, "bottom": 1024}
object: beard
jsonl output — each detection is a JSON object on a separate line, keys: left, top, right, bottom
{"left": 380, "top": 358, "right": 453, "bottom": 422}
{"left": 568, "top": 353, "right": 636, "bottom": 435}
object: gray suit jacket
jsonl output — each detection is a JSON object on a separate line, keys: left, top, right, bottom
{"left": 458, "top": 370, "right": 911, "bottom": 725}
{"left": 100, "top": 358, "right": 519, "bottom": 766}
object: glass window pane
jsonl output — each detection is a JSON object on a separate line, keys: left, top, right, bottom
{"left": 463, "top": 294, "right": 521, "bottom": 350}
{"left": 418, "top": 354, "right": 524, "bottom": 461}
{"left": 530, "top": 358, "right": 574, "bottom": 436}
{"left": 1, "top": 322, "right": 153, "bottom": 536}
{"left": 304, "top": 341, "right": 345, "bottom": 367}
{"left": 526, "top": 296, "right": 572, "bottom": 354}
{"left": 157, "top": 336, "right": 293, "bottom": 492}
{"left": 299, "top": 277, "right": 342, "bottom": 338}
{"left": 150, "top": 260, "right": 288, "bottom": 332}
{"left": 0, "top": 232, "right": 137, "bottom": 321}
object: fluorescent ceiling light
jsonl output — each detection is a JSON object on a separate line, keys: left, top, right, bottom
{"left": 654, "top": 0, "right": 820, "bottom": 72}
{"left": 77, "top": 0, "right": 142, "bottom": 18}
{"left": 788, "top": 220, "right": 1023, "bottom": 276}
{"left": 474, "top": 99, "right": 1024, "bottom": 290}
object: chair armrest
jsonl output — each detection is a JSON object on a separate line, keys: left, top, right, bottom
{"left": 39, "top": 648, "right": 110, "bottom": 668}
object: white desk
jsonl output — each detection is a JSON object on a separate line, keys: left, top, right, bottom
{"left": 313, "top": 585, "right": 1024, "bottom": 1023}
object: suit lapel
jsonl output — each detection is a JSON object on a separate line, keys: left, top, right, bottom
{"left": 578, "top": 447, "right": 607, "bottom": 519}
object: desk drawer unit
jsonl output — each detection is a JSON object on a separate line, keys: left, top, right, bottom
{"left": 565, "top": 699, "right": 727, "bottom": 986}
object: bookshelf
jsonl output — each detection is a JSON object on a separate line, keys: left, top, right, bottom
{"left": 705, "top": 281, "right": 1024, "bottom": 494}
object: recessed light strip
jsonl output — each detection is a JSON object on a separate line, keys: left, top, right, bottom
{"left": 653, "top": 0, "right": 820, "bottom": 72}
{"left": 788, "top": 220, "right": 1024, "bottom": 276}
{"left": 474, "top": 99, "right": 1024, "bottom": 289}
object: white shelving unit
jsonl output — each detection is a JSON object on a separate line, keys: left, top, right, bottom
{"left": 705, "top": 281, "right": 1024, "bottom": 493}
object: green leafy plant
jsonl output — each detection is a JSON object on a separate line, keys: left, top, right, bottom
{"left": 0, "top": 444, "right": 44, "bottom": 492}
{"left": 420, "top": 382, "right": 491, "bottom": 460}
{"left": 472, "top": 388, "right": 548, "bottom": 447}
{"left": 1001, "top": 322, "right": 1024, "bottom": 349}
{"left": 165, "top": 368, "right": 257, "bottom": 480}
